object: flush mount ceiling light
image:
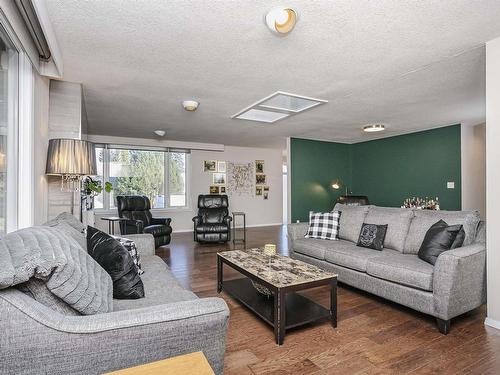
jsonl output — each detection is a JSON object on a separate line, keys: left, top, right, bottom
{"left": 232, "top": 91, "right": 327, "bottom": 124}
{"left": 182, "top": 100, "right": 199, "bottom": 111}
{"left": 265, "top": 6, "right": 298, "bottom": 35}
{"left": 363, "top": 124, "right": 386, "bottom": 132}
{"left": 154, "top": 130, "right": 166, "bottom": 137}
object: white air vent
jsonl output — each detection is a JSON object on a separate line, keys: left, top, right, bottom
{"left": 232, "top": 91, "right": 327, "bottom": 124}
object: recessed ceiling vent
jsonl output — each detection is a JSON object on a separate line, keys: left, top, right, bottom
{"left": 232, "top": 91, "right": 328, "bottom": 124}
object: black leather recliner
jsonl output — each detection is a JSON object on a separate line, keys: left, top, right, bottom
{"left": 116, "top": 195, "right": 172, "bottom": 248}
{"left": 192, "top": 195, "right": 232, "bottom": 243}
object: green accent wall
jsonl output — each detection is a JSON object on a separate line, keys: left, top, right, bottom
{"left": 290, "top": 138, "right": 352, "bottom": 223}
{"left": 290, "top": 125, "right": 462, "bottom": 222}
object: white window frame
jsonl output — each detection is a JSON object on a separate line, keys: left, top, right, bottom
{"left": 0, "top": 14, "right": 37, "bottom": 233}
{"left": 95, "top": 145, "right": 190, "bottom": 213}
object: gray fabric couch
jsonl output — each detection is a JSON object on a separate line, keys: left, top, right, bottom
{"left": 288, "top": 204, "right": 486, "bottom": 334}
{"left": 0, "top": 228, "right": 229, "bottom": 374}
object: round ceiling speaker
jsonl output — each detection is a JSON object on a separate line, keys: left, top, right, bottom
{"left": 266, "top": 7, "right": 298, "bottom": 35}
{"left": 182, "top": 100, "right": 199, "bottom": 111}
{"left": 363, "top": 124, "right": 386, "bottom": 133}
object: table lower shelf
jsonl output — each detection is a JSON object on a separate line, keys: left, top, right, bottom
{"left": 222, "top": 278, "right": 331, "bottom": 330}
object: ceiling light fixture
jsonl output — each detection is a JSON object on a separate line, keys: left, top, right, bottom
{"left": 182, "top": 100, "right": 199, "bottom": 111}
{"left": 265, "top": 6, "right": 298, "bottom": 35}
{"left": 363, "top": 124, "right": 386, "bottom": 133}
{"left": 154, "top": 130, "right": 166, "bottom": 137}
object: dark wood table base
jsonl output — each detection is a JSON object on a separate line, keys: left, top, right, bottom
{"left": 217, "top": 255, "right": 337, "bottom": 345}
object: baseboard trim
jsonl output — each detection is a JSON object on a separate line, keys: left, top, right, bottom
{"left": 485, "top": 317, "right": 500, "bottom": 331}
{"left": 172, "top": 222, "right": 283, "bottom": 234}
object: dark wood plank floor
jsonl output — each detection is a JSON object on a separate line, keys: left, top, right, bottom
{"left": 156, "top": 225, "right": 500, "bottom": 375}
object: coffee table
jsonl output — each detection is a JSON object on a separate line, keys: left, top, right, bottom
{"left": 217, "top": 249, "right": 337, "bottom": 345}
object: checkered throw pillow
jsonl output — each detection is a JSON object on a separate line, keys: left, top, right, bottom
{"left": 304, "top": 211, "right": 341, "bottom": 240}
{"left": 113, "top": 236, "right": 144, "bottom": 275}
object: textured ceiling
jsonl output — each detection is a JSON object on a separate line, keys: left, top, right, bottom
{"left": 45, "top": 0, "right": 500, "bottom": 148}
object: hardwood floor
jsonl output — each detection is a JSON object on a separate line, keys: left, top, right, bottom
{"left": 157, "top": 225, "right": 500, "bottom": 375}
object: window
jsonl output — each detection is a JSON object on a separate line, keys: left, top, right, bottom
{"left": 0, "top": 25, "right": 19, "bottom": 234}
{"left": 94, "top": 146, "right": 188, "bottom": 210}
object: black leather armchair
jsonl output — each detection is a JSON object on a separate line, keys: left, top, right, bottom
{"left": 192, "top": 195, "right": 232, "bottom": 243}
{"left": 116, "top": 195, "right": 172, "bottom": 248}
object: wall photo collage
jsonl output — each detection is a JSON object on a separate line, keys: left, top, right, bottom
{"left": 205, "top": 160, "right": 227, "bottom": 195}
{"left": 255, "top": 160, "right": 269, "bottom": 200}
{"left": 203, "top": 159, "right": 269, "bottom": 199}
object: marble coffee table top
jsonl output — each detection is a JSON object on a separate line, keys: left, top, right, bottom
{"left": 218, "top": 249, "right": 337, "bottom": 288}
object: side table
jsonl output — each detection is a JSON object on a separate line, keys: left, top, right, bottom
{"left": 232, "top": 211, "right": 246, "bottom": 243}
{"left": 100, "top": 216, "right": 125, "bottom": 235}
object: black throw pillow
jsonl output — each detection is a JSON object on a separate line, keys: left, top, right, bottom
{"left": 418, "top": 220, "right": 464, "bottom": 265}
{"left": 357, "top": 223, "right": 388, "bottom": 250}
{"left": 451, "top": 227, "right": 466, "bottom": 249}
{"left": 87, "top": 226, "right": 145, "bottom": 299}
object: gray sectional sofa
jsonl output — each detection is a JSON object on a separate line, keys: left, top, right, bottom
{"left": 0, "top": 216, "right": 229, "bottom": 374}
{"left": 288, "top": 204, "right": 486, "bottom": 334}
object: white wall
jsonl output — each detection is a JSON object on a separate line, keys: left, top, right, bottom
{"left": 461, "top": 122, "right": 486, "bottom": 218}
{"left": 94, "top": 145, "right": 284, "bottom": 233}
{"left": 485, "top": 37, "right": 500, "bottom": 330}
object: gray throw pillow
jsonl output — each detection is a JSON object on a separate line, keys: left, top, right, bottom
{"left": 44, "top": 212, "right": 86, "bottom": 233}
{"left": 43, "top": 212, "right": 87, "bottom": 251}
{"left": 17, "top": 278, "right": 80, "bottom": 316}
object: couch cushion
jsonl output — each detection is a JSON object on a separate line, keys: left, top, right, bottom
{"left": 293, "top": 238, "right": 333, "bottom": 260}
{"left": 324, "top": 240, "right": 399, "bottom": 272}
{"left": 364, "top": 207, "right": 414, "bottom": 252}
{"left": 366, "top": 254, "right": 434, "bottom": 291}
{"left": 403, "top": 210, "right": 481, "bottom": 254}
{"left": 333, "top": 204, "right": 369, "bottom": 243}
{"left": 113, "top": 256, "right": 197, "bottom": 311}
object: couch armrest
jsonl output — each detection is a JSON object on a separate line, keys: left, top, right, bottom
{"left": 433, "top": 243, "right": 486, "bottom": 320}
{"left": 120, "top": 233, "right": 155, "bottom": 256}
{"left": 287, "top": 223, "right": 309, "bottom": 254}
{"left": 0, "top": 290, "right": 229, "bottom": 374}
{"left": 150, "top": 217, "right": 172, "bottom": 226}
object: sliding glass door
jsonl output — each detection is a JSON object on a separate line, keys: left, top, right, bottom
{"left": 0, "top": 25, "right": 18, "bottom": 234}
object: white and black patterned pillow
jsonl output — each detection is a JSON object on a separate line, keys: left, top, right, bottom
{"left": 305, "top": 211, "right": 341, "bottom": 240}
{"left": 113, "top": 236, "right": 144, "bottom": 275}
{"left": 357, "top": 223, "right": 388, "bottom": 250}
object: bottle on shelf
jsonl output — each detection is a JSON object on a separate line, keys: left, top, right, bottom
{"left": 435, "top": 197, "right": 440, "bottom": 210}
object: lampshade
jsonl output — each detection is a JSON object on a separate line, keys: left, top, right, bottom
{"left": 46, "top": 139, "right": 97, "bottom": 176}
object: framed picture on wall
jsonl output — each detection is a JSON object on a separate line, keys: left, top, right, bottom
{"left": 204, "top": 160, "right": 217, "bottom": 172}
{"left": 256, "top": 186, "right": 263, "bottom": 196}
{"left": 263, "top": 192, "right": 269, "bottom": 200}
{"left": 213, "top": 173, "right": 226, "bottom": 185}
{"left": 255, "top": 160, "right": 264, "bottom": 174}
{"left": 263, "top": 186, "right": 269, "bottom": 192}
{"left": 217, "top": 161, "right": 226, "bottom": 173}
{"left": 256, "top": 173, "right": 266, "bottom": 185}
{"left": 220, "top": 186, "right": 226, "bottom": 194}
{"left": 210, "top": 185, "right": 220, "bottom": 194}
